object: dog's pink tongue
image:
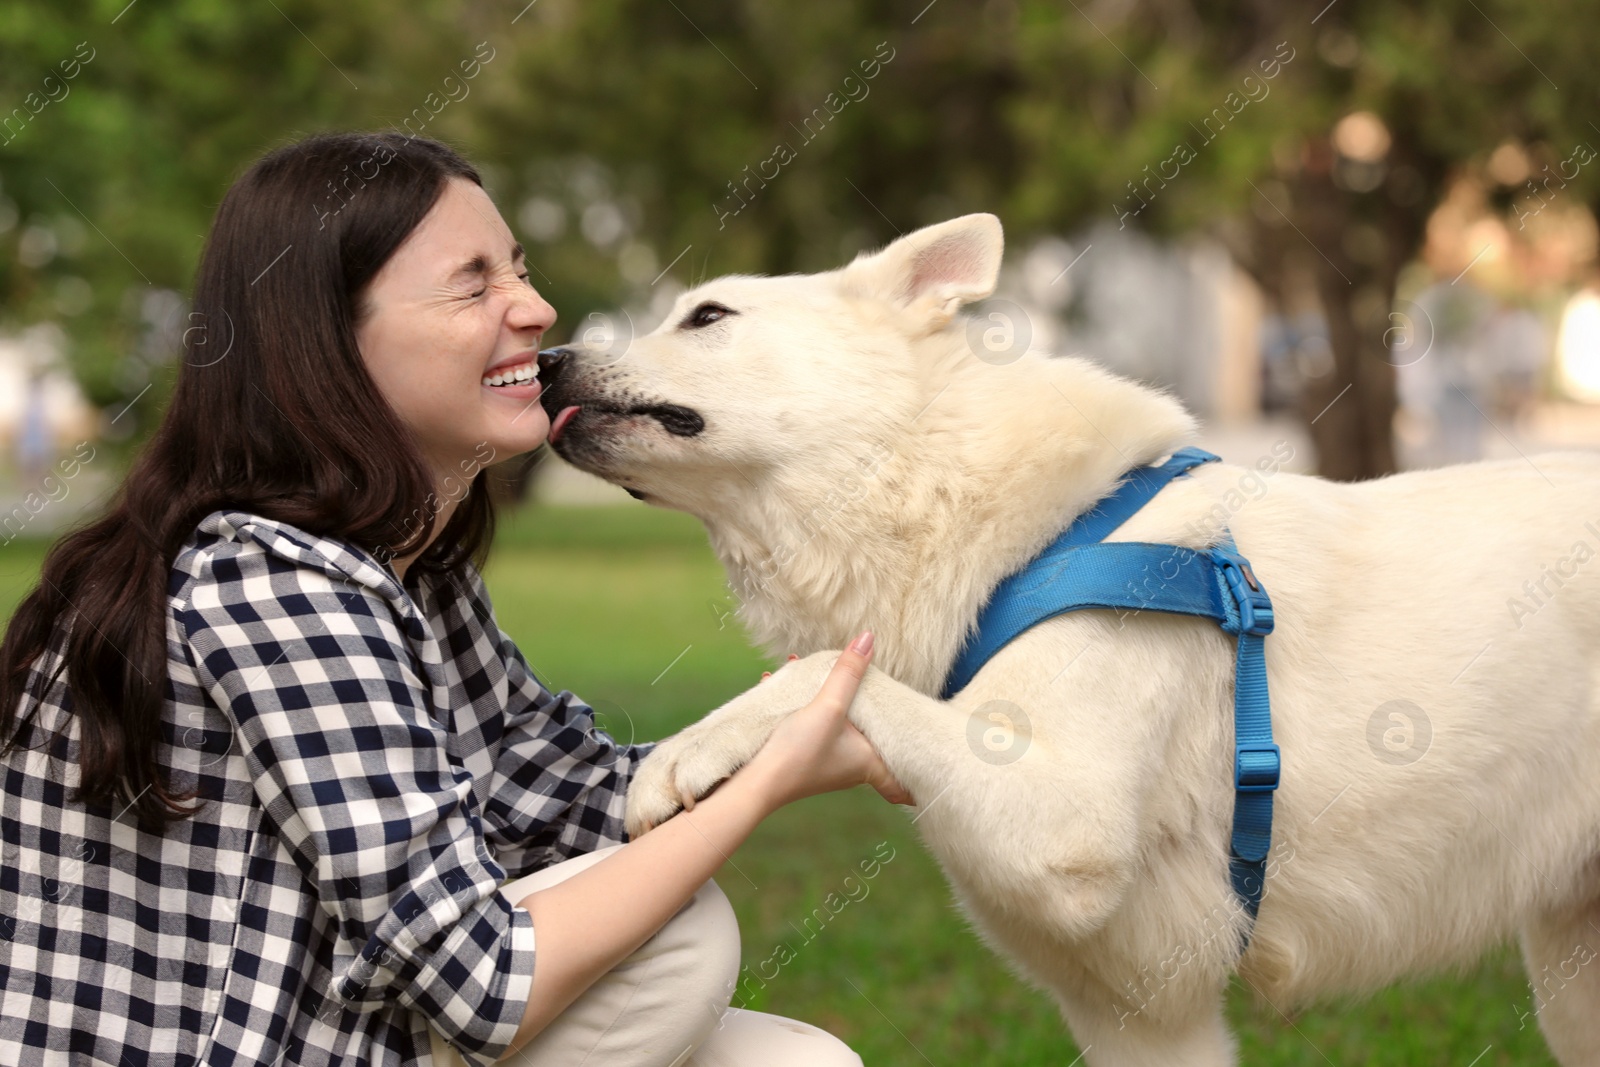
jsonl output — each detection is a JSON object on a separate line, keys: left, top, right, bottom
{"left": 549, "top": 405, "right": 580, "bottom": 443}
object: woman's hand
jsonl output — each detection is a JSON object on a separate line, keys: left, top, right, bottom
{"left": 742, "top": 632, "right": 913, "bottom": 811}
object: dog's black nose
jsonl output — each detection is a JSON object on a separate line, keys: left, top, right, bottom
{"left": 537, "top": 347, "right": 570, "bottom": 379}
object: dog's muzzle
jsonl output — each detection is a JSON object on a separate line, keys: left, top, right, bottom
{"left": 536, "top": 347, "right": 705, "bottom": 438}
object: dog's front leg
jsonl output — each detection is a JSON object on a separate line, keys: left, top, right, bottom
{"left": 625, "top": 652, "right": 1015, "bottom": 849}
{"left": 623, "top": 660, "right": 814, "bottom": 835}
{"left": 757, "top": 652, "right": 1150, "bottom": 943}
{"left": 623, "top": 649, "right": 956, "bottom": 836}
{"left": 628, "top": 649, "right": 1146, "bottom": 944}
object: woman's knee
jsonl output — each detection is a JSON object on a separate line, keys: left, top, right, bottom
{"left": 650, "top": 876, "right": 742, "bottom": 1013}
{"left": 497, "top": 850, "right": 741, "bottom": 1054}
{"left": 689, "top": 1008, "right": 863, "bottom": 1067}
{"left": 501, "top": 853, "right": 741, "bottom": 1012}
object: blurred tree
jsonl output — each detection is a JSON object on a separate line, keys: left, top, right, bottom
{"left": 4, "top": 0, "right": 1598, "bottom": 478}
{"left": 467, "top": 0, "right": 1600, "bottom": 479}
{"left": 1007, "top": 0, "right": 1599, "bottom": 480}
{"left": 464, "top": 0, "right": 1024, "bottom": 300}
{"left": 0, "top": 0, "right": 478, "bottom": 455}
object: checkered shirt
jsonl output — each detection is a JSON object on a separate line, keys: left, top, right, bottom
{"left": 0, "top": 509, "right": 653, "bottom": 1066}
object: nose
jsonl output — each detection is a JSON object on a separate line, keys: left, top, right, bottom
{"left": 537, "top": 347, "right": 570, "bottom": 380}
{"left": 508, "top": 286, "right": 557, "bottom": 336}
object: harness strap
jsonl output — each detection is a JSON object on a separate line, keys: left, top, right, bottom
{"left": 944, "top": 447, "right": 1223, "bottom": 697}
{"left": 1212, "top": 529, "right": 1278, "bottom": 938}
{"left": 1052, "top": 446, "right": 1222, "bottom": 547}
{"left": 941, "top": 447, "right": 1280, "bottom": 941}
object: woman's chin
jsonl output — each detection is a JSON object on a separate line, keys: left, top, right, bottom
{"left": 486, "top": 401, "right": 551, "bottom": 454}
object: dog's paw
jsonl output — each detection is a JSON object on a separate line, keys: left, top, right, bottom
{"left": 623, "top": 716, "right": 780, "bottom": 836}
{"left": 624, "top": 746, "right": 686, "bottom": 837}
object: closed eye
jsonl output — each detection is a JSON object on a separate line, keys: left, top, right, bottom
{"left": 469, "top": 272, "right": 532, "bottom": 298}
{"left": 680, "top": 301, "right": 736, "bottom": 329}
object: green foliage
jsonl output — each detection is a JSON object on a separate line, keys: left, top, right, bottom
{"left": 0, "top": 0, "right": 478, "bottom": 451}
{"left": 4, "top": 0, "right": 1598, "bottom": 456}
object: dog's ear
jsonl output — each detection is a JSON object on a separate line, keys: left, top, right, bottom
{"left": 843, "top": 213, "right": 1004, "bottom": 332}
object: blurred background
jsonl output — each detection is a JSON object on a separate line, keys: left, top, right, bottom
{"left": 2, "top": 1, "right": 1596, "bottom": 1063}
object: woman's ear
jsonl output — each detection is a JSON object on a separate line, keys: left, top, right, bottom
{"left": 840, "top": 213, "right": 1004, "bottom": 333}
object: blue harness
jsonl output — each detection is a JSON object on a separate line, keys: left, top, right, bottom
{"left": 940, "top": 446, "right": 1280, "bottom": 932}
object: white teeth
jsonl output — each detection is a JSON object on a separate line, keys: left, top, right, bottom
{"left": 482, "top": 361, "right": 539, "bottom": 387}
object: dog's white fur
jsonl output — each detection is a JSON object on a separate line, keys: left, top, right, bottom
{"left": 544, "top": 214, "right": 1600, "bottom": 1065}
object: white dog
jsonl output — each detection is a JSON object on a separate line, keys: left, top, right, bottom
{"left": 536, "top": 214, "right": 1600, "bottom": 1066}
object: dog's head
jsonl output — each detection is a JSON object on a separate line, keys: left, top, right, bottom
{"left": 537, "top": 214, "right": 1004, "bottom": 512}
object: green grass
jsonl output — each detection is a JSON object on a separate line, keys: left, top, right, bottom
{"left": 0, "top": 504, "right": 1561, "bottom": 1065}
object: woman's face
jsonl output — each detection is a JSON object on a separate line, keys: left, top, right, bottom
{"left": 355, "top": 177, "right": 555, "bottom": 484}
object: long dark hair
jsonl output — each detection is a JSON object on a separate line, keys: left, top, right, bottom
{"left": 0, "top": 130, "right": 504, "bottom": 827}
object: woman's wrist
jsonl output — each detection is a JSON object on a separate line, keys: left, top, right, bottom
{"left": 724, "top": 748, "right": 788, "bottom": 818}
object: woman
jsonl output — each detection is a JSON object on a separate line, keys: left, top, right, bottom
{"left": 0, "top": 131, "right": 908, "bottom": 1067}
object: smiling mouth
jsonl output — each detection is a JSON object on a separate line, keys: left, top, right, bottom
{"left": 482, "top": 355, "right": 541, "bottom": 389}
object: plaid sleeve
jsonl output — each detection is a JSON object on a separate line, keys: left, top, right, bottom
{"left": 457, "top": 567, "right": 656, "bottom": 879}
{"left": 177, "top": 541, "right": 533, "bottom": 1064}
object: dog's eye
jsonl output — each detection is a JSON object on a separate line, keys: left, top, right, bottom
{"left": 683, "top": 302, "right": 735, "bottom": 329}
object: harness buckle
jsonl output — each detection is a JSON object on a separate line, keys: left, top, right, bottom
{"left": 1235, "top": 741, "right": 1281, "bottom": 792}
{"left": 1213, "top": 548, "right": 1275, "bottom": 636}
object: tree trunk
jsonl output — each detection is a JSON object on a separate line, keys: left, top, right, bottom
{"left": 1292, "top": 165, "right": 1400, "bottom": 482}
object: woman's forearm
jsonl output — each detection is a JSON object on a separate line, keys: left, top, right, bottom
{"left": 497, "top": 759, "right": 779, "bottom": 1058}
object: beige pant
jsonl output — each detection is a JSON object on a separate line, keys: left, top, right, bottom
{"left": 424, "top": 845, "right": 863, "bottom": 1067}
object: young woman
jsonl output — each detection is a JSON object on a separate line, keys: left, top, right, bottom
{"left": 0, "top": 131, "right": 908, "bottom": 1067}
